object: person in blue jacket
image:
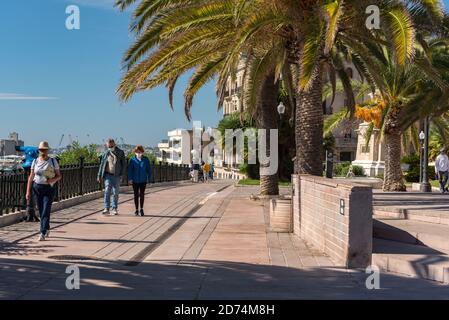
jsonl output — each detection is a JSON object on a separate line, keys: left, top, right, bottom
{"left": 127, "top": 145, "right": 152, "bottom": 216}
{"left": 16, "top": 145, "right": 39, "bottom": 170}
{"left": 16, "top": 145, "right": 40, "bottom": 222}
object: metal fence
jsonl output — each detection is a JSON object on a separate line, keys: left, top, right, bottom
{"left": 0, "top": 159, "right": 190, "bottom": 216}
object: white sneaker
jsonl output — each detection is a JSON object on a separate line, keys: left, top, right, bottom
{"left": 110, "top": 209, "right": 118, "bottom": 216}
{"left": 45, "top": 230, "right": 50, "bottom": 238}
{"left": 102, "top": 208, "right": 109, "bottom": 215}
{"left": 38, "top": 234, "right": 45, "bottom": 241}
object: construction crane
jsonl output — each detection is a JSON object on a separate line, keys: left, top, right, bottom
{"left": 57, "top": 134, "right": 65, "bottom": 148}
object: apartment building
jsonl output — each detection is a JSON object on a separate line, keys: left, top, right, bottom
{"left": 221, "top": 59, "right": 362, "bottom": 163}
{"left": 0, "top": 132, "right": 24, "bottom": 156}
{"left": 156, "top": 129, "right": 193, "bottom": 165}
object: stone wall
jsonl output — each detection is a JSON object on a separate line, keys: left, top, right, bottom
{"left": 292, "top": 174, "right": 373, "bottom": 268}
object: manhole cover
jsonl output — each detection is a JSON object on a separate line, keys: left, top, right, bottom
{"left": 48, "top": 255, "right": 95, "bottom": 261}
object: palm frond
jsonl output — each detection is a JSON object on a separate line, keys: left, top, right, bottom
{"left": 323, "top": 108, "right": 348, "bottom": 136}
{"left": 385, "top": 6, "right": 415, "bottom": 65}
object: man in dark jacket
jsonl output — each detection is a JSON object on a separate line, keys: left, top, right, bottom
{"left": 97, "top": 138, "right": 126, "bottom": 215}
{"left": 16, "top": 145, "right": 39, "bottom": 222}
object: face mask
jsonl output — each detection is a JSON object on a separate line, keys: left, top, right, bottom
{"left": 136, "top": 153, "right": 143, "bottom": 159}
{"left": 108, "top": 147, "right": 115, "bottom": 151}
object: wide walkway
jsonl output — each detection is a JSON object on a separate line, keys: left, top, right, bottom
{"left": 1, "top": 181, "right": 449, "bottom": 299}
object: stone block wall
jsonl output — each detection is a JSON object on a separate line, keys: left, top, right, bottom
{"left": 292, "top": 174, "right": 373, "bottom": 268}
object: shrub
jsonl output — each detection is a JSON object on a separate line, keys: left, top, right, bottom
{"left": 333, "top": 162, "right": 351, "bottom": 176}
{"left": 333, "top": 163, "right": 365, "bottom": 177}
{"left": 351, "top": 165, "right": 366, "bottom": 177}
{"left": 59, "top": 142, "right": 99, "bottom": 166}
{"left": 401, "top": 153, "right": 435, "bottom": 182}
{"left": 239, "top": 163, "right": 260, "bottom": 179}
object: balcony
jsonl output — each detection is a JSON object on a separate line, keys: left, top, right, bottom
{"left": 335, "top": 137, "right": 358, "bottom": 148}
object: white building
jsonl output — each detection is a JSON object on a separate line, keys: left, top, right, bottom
{"left": 0, "top": 132, "right": 24, "bottom": 156}
{"left": 223, "top": 59, "right": 246, "bottom": 116}
{"left": 322, "top": 65, "right": 365, "bottom": 162}
{"left": 218, "top": 59, "right": 367, "bottom": 180}
{"left": 156, "top": 129, "right": 193, "bottom": 165}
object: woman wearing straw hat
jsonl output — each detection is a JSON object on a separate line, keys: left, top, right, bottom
{"left": 26, "top": 141, "right": 62, "bottom": 241}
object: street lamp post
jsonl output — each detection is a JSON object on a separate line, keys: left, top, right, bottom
{"left": 277, "top": 102, "right": 285, "bottom": 179}
{"left": 419, "top": 129, "right": 424, "bottom": 185}
{"left": 420, "top": 117, "right": 432, "bottom": 192}
{"left": 277, "top": 101, "right": 285, "bottom": 119}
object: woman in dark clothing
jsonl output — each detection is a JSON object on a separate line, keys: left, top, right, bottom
{"left": 127, "top": 145, "right": 152, "bottom": 216}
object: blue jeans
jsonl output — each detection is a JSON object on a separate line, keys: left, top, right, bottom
{"left": 104, "top": 174, "right": 120, "bottom": 209}
{"left": 33, "top": 183, "right": 55, "bottom": 235}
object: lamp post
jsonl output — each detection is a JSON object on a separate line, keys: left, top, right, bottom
{"left": 419, "top": 130, "right": 424, "bottom": 185}
{"left": 277, "top": 102, "right": 286, "bottom": 179}
{"left": 420, "top": 117, "right": 432, "bottom": 192}
{"left": 277, "top": 101, "right": 286, "bottom": 118}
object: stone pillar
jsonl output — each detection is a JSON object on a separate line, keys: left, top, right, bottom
{"left": 352, "top": 122, "right": 385, "bottom": 177}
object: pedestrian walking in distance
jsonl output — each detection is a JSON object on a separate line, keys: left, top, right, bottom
{"left": 97, "top": 138, "right": 126, "bottom": 215}
{"left": 128, "top": 146, "right": 152, "bottom": 216}
{"left": 209, "top": 163, "right": 215, "bottom": 180}
{"left": 435, "top": 148, "right": 449, "bottom": 193}
{"left": 202, "top": 162, "right": 211, "bottom": 183}
{"left": 25, "top": 141, "right": 62, "bottom": 241}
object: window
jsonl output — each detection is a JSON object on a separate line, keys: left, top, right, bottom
{"left": 233, "top": 100, "right": 238, "bottom": 111}
{"left": 340, "top": 152, "right": 352, "bottom": 162}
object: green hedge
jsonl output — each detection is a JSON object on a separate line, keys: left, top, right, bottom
{"left": 239, "top": 163, "right": 260, "bottom": 179}
{"left": 401, "top": 153, "right": 435, "bottom": 182}
{"left": 333, "top": 162, "right": 366, "bottom": 177}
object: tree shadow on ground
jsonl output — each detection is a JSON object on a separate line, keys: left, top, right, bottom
{"left": 1, "top": 257, "right": 449, "bottom": 300}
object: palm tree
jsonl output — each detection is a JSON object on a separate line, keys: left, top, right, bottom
{"left": 325, "top": 38, "right": 449, "bottom": 191}
{"left": 115, "top": 0, "right": 443, "bottom": 186}
{"left": 115, "top": 0, "right": 288, "bottom": 195}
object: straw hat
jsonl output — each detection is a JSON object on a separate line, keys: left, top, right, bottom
{"left": 38, "top": 141, "right": 50, "bottom": 150}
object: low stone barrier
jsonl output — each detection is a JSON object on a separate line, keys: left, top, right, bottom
{"left": 292, "top": 174, "right": 373, "bottom": 268}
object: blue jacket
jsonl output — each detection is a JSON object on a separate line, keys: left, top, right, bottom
{"left": 127, "top": 156, "right": 152, "bottom": 183}
{"left": 18, "top": 146, "right": 39, "bottom": 169}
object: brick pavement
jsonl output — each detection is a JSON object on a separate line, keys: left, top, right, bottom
{"left": 1, "top": 181, "right": 448, "bottom": 299}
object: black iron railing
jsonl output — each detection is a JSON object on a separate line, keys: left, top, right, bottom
{"left": 0, "top": 158, "right": 190, "bottom": 216}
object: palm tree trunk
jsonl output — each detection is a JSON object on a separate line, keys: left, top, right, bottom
{"left": 383, "top": 110, "right": 406, "bottom": 191}
{"left": 258, "top": 70, "right": 279, "bottom": 195}
{"left": 295, "top": 66, "right": 324, "bottom": 175}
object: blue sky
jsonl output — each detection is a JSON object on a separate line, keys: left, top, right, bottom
{"left": 0, "top": 0, "right": 221, "bottom": 148}
{"left": 1, "top": 0, "right": 449, "bottom": 148}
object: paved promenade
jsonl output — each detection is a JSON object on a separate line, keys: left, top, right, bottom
{"left": 1, "top": 181, "right": 449, "bottom": 299}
